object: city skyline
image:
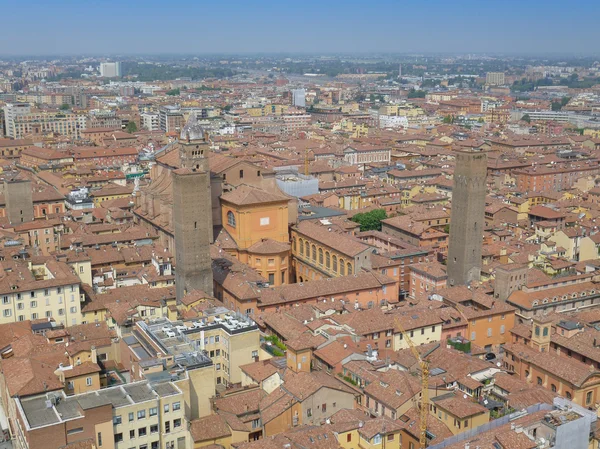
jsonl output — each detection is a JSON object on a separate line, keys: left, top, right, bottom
{"left": 2, "top": 0, "right": 599, "bottom": 55}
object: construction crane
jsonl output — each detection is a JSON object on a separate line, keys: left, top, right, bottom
{"left": 304, "top": 149, "right": 310, "bottom": 176}
{"left": 395, "top": 317, "right": 430, "bottom": 448}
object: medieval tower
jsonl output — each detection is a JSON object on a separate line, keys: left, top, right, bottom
{"left": 447, "top": 149, "right": 487, "bottom": 286}
{"left": 173, "top": 117, "right": 214, "bottom": 300}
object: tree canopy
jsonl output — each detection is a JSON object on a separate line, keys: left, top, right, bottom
{"left": 351, "top": 209, "right": 388, "bottom": 231}
{"left": 125, "top": 121, "right": 138, "bottom": 133}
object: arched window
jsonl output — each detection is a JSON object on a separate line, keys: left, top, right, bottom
{"left": 326, "top": 252, "right": 331, "bottom": 269}
{"left": 227, "top": 211, "right": 236, "bottom": 227}
{"left": 566, "top": 391, "right": 572, "bottom": 399}
{"left": 293, "top": 238, "right": 297, "bottom": 252}
{"left": 311, "top": 245, "right": 316, "bottom": 261}
{"left": 340, "top": 259, "right": 345, "bottom": 275}
{"left": 305, "top": 241, "right": 310, "bottom": 257}
{"left": 333, "top": 255, "right": 338, "bottom": 272}
{"left": 542, "top": 327, "right": 549, "bottom": 337}
{"left": 551, "top": 384, "right": 557, "bottom": 392}
{"left": 298, "top": 239, "right": 303, "bottom": 255}
{"left": 525, "top": 370, "right": 530, "bottom": 378}
{"left": 537, "top": 377, "right": 543, "bottom": 386}
{"left": 318, "top": 248, "right": 323, "bottom": 265}
{"left": 347, "top": 262, "right": 352, "bottom": 274}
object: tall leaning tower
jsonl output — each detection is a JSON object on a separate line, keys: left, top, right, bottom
{"left": 447, "top": 149, "right": 487, "bottom": 286}
{"left": 173, "top": 117, "right": 214, "bottom": 300}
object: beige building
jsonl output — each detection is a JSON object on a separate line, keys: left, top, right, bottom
{"left": 0, "top": 258, "right": 83, "bottom": 327}
{"left": 13, "top": 380, "right": 188, "bottom": 449}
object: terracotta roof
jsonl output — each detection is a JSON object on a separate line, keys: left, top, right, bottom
{"left": 221, "top": 184, "right": 289, "bottom": 206}
{"left": 190, "top": 414, "right": 232, "bottom": 442}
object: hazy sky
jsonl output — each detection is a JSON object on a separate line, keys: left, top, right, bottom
{"left": 2, "top": 0, "right": 599, "bottom": 55}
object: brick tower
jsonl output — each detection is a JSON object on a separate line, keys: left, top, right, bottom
{"left": 173, "top": 117, "right": 213, "bottom": 300}
{"left": 447, "top": 149, "right": 487, "bottom": 286}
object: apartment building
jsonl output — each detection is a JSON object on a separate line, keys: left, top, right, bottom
{"left": 13, "top": 380, "right": 187, "bottom": 449}
{"left": 0, "top": 258, "right": 83, "bottom": 326}
{"left": 3, "top": 104, "right": 86, "bottom": 139}
{"left": 291, "top": 220, "right": 373, "bottom": 282}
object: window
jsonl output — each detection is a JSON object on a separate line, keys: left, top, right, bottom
{"left": 67, "top": 428, "right": 84, "bottom": 435}
{"left": 164, "top": 404, "right": 170, "bottom": 413}
{"left": 543, "top": 327, "right": 549, "bottom": 337}
{"left": 239, "top": 169, "right": 244, "bottom": 178}
{"left": 149, "top": 407, "right": 158, "bottom": 417}
{"left": 138, "top": 427, "right": 147, "bottom": 437}
{"left": 537, "top": 377, "right": 543, "bottom": 385}
{"left": 347, "top": 262, "right": 352, "bottom": 274}
{"left": 3, "top": 310, "right": 11, "bottom": 317}
{"left": 173, "top": 402, "right": 181, "bottom": 411}
{"left": 227, "top": 211, "right": 236, "bottom": 227}
{"left": 373, "top": 434, "right": 382, "bottom": 445}
{"left": 311, "top": 245, "right": 316, "bottom": 261}
{"left": 260, "top": 217, "right": 270, "bottom": 226}
{"left": 150, "top": 424, "right": 158, "bottom": 433}
{"left": 586, "top": 391, "right": 593, "bottom": 404}
{"left": 113, "top": 416, "right": 122, "bottom": 425}
{"left": 17, "top": 303, "right": 23, "bottom": 310}
{"left": 130, "top": 430, "right": 135, "bottom": 439}
{"left": 129, "top": 412, "right": 134, "bottom": 422}
{"left": 487, "top": 328, "right": 492, "bottom": 337}
{"left": 551, "top": 384, "right": 557, "bottom": 392}
{"left": 165, "top": 421, "right": 170, "bottom": 433}
{"left": 98, "top": 432, "right": 102, "bottom": 447}
{"left": 347, "top": 434, "right": 352, "bottom": 443}
{"left": 566, "top": 392, "right": 572, "bottom": 399}
{"left": 174, "top": 418, "right": 181, "bottom": 428}
{"left": 388, "top": 434, "right": 395, "bottom": 441}
{"left": 333, "top": 256, "right": 338, "bottom": 272}
{"left": 307, "top": 408, "right": 312, "bottom": 417}
{"left": 114, "top": 433, "right": 123, "bottom": 443}
{"left": 321, "top": 403, "right": 326, "bottom": 413}
{"left": 2, "top": 297, "right": 8, "bottom": 305}
{"left": 137, "top": 410, "right": 146, "bottom": 419}
{"left": 86, "top": 377, "right": 92, "bottom": 386}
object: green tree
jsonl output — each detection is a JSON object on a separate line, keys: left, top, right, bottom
{"left": 166, "top": 88, "right": 180, "bottom": 96}
{"left": 351, "top": 209, "right": 388, "bottom": 231}
{"left": 126, "top": 121, "right": 138, "bottom": 133}
{"left": 408, "top": 88, "right": 426, "bottom": 99}
{"left": 522, "top": 114, "right": 531, "bottom": 123}
{"left": 59, "top": 103, "right": 71, "bottom": 110}
{"left": 442, "top": 115, "right": 453, "bottom": 124}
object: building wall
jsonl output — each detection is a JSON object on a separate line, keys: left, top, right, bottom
{"left": 394, "top": 325, "right": 442, "bottom": 350}
{"left": 430, "top": 406, "right": 489, "bottom": 436}
{"left": 287, "top": 348, "right": 312, "bottom": 373}
{"left": 468, "top": 311, "right": 515, "bottom": 351}
{"left": 263, "top": 402, "right": 302, "bottom": 437}
{"left": 222, "top": 201, "right": 289, "bottom": 250}
{"left": 173, "top": 168, "right": 213, "bottom": 300}
{"left": 447, "top": 151, "right": 487, "bottom": 286}
{"left": 5, "top": 179, "right": 33, "bottom": 224}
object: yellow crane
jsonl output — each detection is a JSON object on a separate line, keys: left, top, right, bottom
{"left": 395, "top": 317, "right": 430, "bottom": 448}
{"left": 304, "top": 148, "right": 310, "bottom": 176}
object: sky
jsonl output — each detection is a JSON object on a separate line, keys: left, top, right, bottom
{"left": 1, "top": 0, "right": 599, "bottom": 55}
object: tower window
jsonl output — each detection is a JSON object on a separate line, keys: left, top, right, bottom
{"left": 227, "top": 211, "right": 236, "bottom": 227}
{"left": 194, "top": 221, "right": 197, "bottom": 229}
{"left": 239, "top": 169, "right": 244, "bottom": 179}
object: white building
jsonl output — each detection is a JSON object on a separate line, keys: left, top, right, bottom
{"left": 378, "top": 115, "right": 409, "bottom": 129}
{"left": 99, "top": 62, "right": 122, "bottom": 78}
{"left": 3, "top": 103, "right": 31, "bottom": 138}
{"left": 292, "top": 88, "right": 306, "bottom": 107}
{"left": 141, "top": 112, "right": 160, "bottom": 131}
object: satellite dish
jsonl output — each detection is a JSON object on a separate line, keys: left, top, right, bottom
{"left": 497, "top": 362, "right": 501, "bottom": 367}
{"left": 463, "top": 394, "right": 468, "bottom": 399}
